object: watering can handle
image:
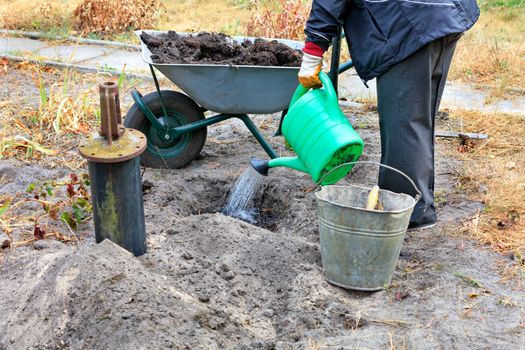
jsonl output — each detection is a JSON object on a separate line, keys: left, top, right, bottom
{"left": 289, "top": 72, "right": 338, "bottom": 109}
{"left": 316, "top": 161, "right": 422, "bottom": 202}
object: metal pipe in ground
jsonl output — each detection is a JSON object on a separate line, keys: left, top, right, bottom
{"left": 79, "top": 81, "right": 147, "bottom": 256}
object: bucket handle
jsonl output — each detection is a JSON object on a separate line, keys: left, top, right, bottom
{"left": 316, "top": 161, "right": 422, "bottom": 202}
{"left": 288, "top": 72, "right": 338, "bottom": 110}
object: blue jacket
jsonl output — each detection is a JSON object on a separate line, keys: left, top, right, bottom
{"left": 305, "top": 0, "right": 480, "bottom": 82}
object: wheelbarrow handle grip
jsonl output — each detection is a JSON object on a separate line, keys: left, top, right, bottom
{"left": 316, "top": 161, "right": 422, "bottom": 202}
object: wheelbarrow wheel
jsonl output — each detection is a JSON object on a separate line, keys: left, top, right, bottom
{"left": 125, "top": 90, "right": 207, "bottom": 168}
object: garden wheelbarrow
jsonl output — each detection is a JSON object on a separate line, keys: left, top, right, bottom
{"left": 125, "top": 28, "right": 353, "bottom": 168}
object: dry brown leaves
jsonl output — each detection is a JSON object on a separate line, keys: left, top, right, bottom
{"left": 457, "top": 134, "right": 477, "bottom": 153}
{"left": 72, "top": 0, "right": 163, "bottom": 34}
{"left": 0, "top": 58, "right": 8, "bottom": 75}
{"left": 246, "top": 0, "right": 311, "bottom": 40}
{"left": 0, "top": 173, "right": 91, "bottom": 247}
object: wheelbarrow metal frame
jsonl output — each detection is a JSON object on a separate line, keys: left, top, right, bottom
{"left": 132, "top": 28, "right": 352, "bottom": 161}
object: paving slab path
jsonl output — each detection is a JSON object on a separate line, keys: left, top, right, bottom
{"left": 1, "top": 34, "right": 524, "bottom": 115}
{"left": 0, "top": 36, "right": 148, "bottom": 74}
{"left": 338, "top": 71, "right": 525, "bottom": 115}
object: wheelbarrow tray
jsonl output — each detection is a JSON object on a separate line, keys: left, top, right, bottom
{"left": 138, "top": 30, "right": 303, "bottom": 114}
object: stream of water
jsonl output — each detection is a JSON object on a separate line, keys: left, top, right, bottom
{"left": 222, "top": 166, "right": 265, "bottom": 224}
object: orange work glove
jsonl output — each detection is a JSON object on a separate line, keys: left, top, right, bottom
{"left": 298, "top": 53, "right": 324, "bottom": 89}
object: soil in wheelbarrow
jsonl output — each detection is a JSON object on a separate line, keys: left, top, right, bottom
{"left": 140, "top": 31, "right": 302, "bottom": 66}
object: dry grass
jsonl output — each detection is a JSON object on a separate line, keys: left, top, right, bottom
{"left": 0, "top": 59, "right": 159, "bottom": 169}
{"left": 445, "top": 110, "right": 525, "bottom": 258}
{"left": 32, "top": 67, "right": 96, "bottom": 134}
{"left": 0, "top": 0, "right": 69, "bottom": 32}
{"left": 0, "top": 0, "right": 252, "bottom": 36}
{"left": 0, "top": 61, "right": 122, "bottom": 168}
{"left": 450, "top": 7, "right": 525, "bottom": 95}
{"left": 158, "top": 0, "right": 250, "bottom": 35}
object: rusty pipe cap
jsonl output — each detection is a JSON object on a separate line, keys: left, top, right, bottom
{"left": 79, "top": 128, "right": 147, "bottom": 163}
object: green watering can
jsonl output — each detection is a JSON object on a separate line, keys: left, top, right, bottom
{"left": 251, "top": 72, "right": 364, "bottom": 185}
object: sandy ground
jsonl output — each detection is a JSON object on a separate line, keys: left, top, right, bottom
{"left": 1, "top": 69, "right": 525, "bottom": 349}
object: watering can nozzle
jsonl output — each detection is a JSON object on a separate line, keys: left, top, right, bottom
{"left": 249, "top": 157, "right": 270, "bottom": 176}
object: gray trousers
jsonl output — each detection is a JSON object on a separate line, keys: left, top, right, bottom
{"left": 376, "top": 33, "right": 461, "bottom": 226}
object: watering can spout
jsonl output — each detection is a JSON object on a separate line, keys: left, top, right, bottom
{"left": 268, "top": 157, "right": 308, "bottom": 173}
{"left": 250, "top": 157, "right": 308, "bottom": 176}
{"left": 249, "top": 158, "right": 270, "bottom": 176}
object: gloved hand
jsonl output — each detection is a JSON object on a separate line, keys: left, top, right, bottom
{"left": 298, "top": 53, "right": 323, "bottom": 89}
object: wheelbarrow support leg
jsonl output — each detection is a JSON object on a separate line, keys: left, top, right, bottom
{"left": 273, "top": 109, "right": 287, "bottom": 137}
{"left": 237, "top": 115, "right": 278, "bottom": 159}
{"left": 131, "top": 89, "right": 166, "bottom": 132}
{"left": 150, "top": 64, "right": 169, "bottom": 119}
{"left": 165, "top": 113, "right": 278, "bottom": 159}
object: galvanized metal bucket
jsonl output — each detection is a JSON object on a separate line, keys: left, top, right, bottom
{"left": 315, "top": 161, "right": 421, "bottom": 291}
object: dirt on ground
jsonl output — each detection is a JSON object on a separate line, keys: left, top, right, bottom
{"left": 140, "top": 31, "right": 302, "bottom": 67}
{"left": 1, "top": 68, "right": 524, "bottom": 349}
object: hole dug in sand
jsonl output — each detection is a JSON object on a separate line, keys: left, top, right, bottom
{"left": 190, "top": 180, "right": 292, "bottom": 232}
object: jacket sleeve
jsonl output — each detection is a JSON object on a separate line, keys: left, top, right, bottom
{"left": 304, "top": 0, "right": 348, "bottom": 51}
